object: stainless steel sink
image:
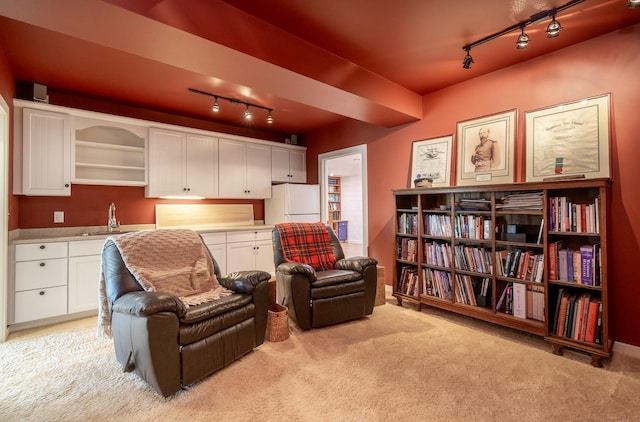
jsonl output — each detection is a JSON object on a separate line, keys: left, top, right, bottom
{"left": 76, "top": 230, "right": 131, "bottom": 237}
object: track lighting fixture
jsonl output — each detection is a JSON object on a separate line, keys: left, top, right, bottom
{"left": 546, "top": 13, "right": 562, "bottom": 38}
{"left": 516, "top": 26, "right": 530, "bottom": 50}
{"left": 462, "top": 47, "right": 474, "bottom": 69}
{"left": 188, "top": 88, "right": 274, "bottom": 124}
{"left": 628, "top": 0, "right": 640, "bottom": 8}
{"left": 461, "top": 0, "right": 584, "bottom": 69}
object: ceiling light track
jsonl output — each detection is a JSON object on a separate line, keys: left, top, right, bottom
{"left": 188, "top": 88, "right": 274, "bottom": 124}
{"left": 461, "top": 0, "right": 586, "bottom": 69}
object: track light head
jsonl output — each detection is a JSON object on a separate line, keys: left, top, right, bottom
{"left": 516, "top": 26, "right": 530, "bottom": 50}
{"left": 244, "top": 105, "right": 252, "bottom": 120}
{"left": 266, "top": 110, "right": 274, "bottom": 124}
{"left": 628, "top": 0, "right": 640, "bottom": 8}
{"left": 546, "top": 14, "right": 562, "bottom": 38}
{"left": 462, "top": 48, "right": 474, "bottom": 69}
{"left": 212, "top": 96, "right": 220, "bottom": 113}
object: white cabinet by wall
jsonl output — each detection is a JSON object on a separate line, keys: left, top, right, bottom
{"left": 68, "top": 239, "right": 105, "bottom": 314}
{"left": 226, "top": 229, "right": 274, "bottom": 274}
{"left": 73, "top": 116, "right": 147, "bottom": 186}
{"left": 17, "top": 108, "right": 71, "bottom": 196}
{"left": 13, "top": 242, "right": 68, "bottom": 323}
{"left": 146, "top": 128, "right": 219, "bottom": 198}
{"left": 201, "top": 232, "right": 227, "bottom": 275}
{"left": 272, "top": 146, "right": 306, "bottom": 183}
{"left": 218, "top": 138, "right": 271, "bottom": 198}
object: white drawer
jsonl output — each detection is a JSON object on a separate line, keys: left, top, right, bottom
{"left": 15, "top": 242, "right": 67, "bottom": 261}
{"left": 14, "top": 285, "right": 68, "bottom": 323}
{"left": 15, "top": 257, "right": 68, "bottom": 291}
{"left": 200, "top": 232, "right": 226, "bottom": 245}
{"left": 68, "top": 239, "right": 106, "bottom": 257}
{"left": 227, "top": 229, "right": 271, "bottom": 243}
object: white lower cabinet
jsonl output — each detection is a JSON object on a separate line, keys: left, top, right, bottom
{"left": 226, "top": 229, "right": 274, "bottom": 274}
{"left": 68, "top": 239, "right": 105, "bottom": 314}
{"left": 201, "top": 232, "right": 227, "bottom": 276}
{"left": 13, "top": 242, "right": 68, "bottom": 324}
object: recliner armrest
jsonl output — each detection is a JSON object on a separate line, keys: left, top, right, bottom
{"left": 334, "top": 257, "right": 378, "bottom": 274}
{"left": 112, "top": 291, "right": 187, "bottom": 318}
{"left": 220, "top": 270, "right": 272, "bottom": 293}
{"left": 276, "top": 262, "right": 317, "bottom": 281}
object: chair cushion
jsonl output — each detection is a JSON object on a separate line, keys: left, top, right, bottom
{"left": 180, "top": 293, "right": 252, "bottom": 324}
{"left": 311, "top": 270, "right": 365, "bottom": 300}
{"left": 275, "top": 222, "right": 337, "bottom": 270}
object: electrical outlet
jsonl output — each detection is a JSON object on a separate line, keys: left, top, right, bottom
{"left": 54, "top": 211, "right": 64, "bottom": 223}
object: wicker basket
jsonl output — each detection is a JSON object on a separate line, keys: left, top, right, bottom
{"left": 266, "top": 303, "right": 289, "bottom": 342}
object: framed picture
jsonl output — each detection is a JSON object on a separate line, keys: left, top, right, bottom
{"left": 456, "top": 109, "right": 516, "bottom": 186}
{"left": 525, "top": 94, "right": 611, "bottom": 182}
{"left": 409, "top": 135, "right": 453, "bottom": 188}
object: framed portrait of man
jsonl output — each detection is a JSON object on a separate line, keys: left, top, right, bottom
{"left": 456, "top": 109, "right": 516, "bottom": 186}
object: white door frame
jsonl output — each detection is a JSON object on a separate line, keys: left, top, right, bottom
{"left": 318, "top": 145, "right": 368, "bottom": 256}
{"left": 0, "top": 95, "right": 9, "bottom": 342}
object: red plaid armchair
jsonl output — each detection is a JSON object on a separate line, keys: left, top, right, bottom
{"left": 272, "top": 222, "right": 378, "bottom": 330}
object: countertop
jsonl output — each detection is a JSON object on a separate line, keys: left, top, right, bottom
{"left": 9, "top": 223, "right": 275, "bottom": 245}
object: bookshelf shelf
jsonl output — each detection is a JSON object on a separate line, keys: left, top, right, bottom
{"left": 393, "top": 179, "right": 612, "bottom": 366}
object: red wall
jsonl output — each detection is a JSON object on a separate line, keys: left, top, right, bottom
{"left": 306, "top": 25, "right": 640, "bottom": 347}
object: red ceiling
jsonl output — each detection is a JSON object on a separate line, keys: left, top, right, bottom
{"left": 0, "top": 0, "right": 638, "bottom": 135}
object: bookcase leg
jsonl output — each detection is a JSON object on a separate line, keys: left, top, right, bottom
{"left": 395, "top": 296, "right": 403, "bottom": 306}
{"left": 551, "top": 344, "right": 563, "bottom": 356}
{"left": 591, "top": 355, "right": 604, "bottom": 368}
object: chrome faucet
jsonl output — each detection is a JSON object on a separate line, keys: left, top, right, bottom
{"left": 107, "top": 202, "right": 120, "bottom": 232}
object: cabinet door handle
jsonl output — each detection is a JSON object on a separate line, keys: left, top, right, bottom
{"left": 39, "top": 291, "right": 45, "bottom": 296}
{"left": 39, "top": 262, "right": 46, "bottom": 267}
{"left": 39, "top": 245, "right": 46, "bottom": 249}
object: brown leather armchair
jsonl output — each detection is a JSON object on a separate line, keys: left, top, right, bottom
{"left": 101, "top": 232, "right": 270, "bottom": 397}
{"left": 272, "top": 223, "right": 377, "bottom": 330}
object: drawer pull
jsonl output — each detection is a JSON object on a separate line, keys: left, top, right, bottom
{"left": 40, "top": 262, "right": 46, "bottom": 267}
{"left": 39, "top": 291, "right": 45, "bottom": 296}
{"left": 39, "top": 245, "right": 46, "bottom": 249}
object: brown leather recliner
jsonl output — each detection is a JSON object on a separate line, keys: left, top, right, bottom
{"left": 101, "top": 235, "right": 270, "bottom": 397}
{"left": 272, "top": 223, "right": 378, "bottom": 330}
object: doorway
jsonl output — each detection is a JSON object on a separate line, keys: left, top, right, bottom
{"left": 318, "top": 145, "right": 367, "bottom": 257}
{"left": 0, "top": 95, "right": 9, "bottom": 342}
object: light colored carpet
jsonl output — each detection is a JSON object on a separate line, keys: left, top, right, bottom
{"left": 1, "top": 298, "right": 639, "bottom": 422}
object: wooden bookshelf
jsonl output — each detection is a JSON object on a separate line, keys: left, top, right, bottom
{"left": 392, "top": 179, "right": 612, "bottom": 366}
{"left": 328, "top": 176, "right": 342, "bottom": 229}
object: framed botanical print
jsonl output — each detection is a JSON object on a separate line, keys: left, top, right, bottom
{"left": 525, "top": 94, "right": 611, "bottom": 182}
{"left": 456, "top": 109, "right": 516, "bottom": 186}
{"left": 409, "top": 135, "right": 453, "bottom": 188}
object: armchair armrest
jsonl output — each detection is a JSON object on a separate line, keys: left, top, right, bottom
{"left": 276, "top": 261, "right": 317, "bottom": 282}
{"left": 334, "top": 257, "right": 378, "bottom": 274}
{"left": 112, "top": 291, "right": 187, "bottom": 318}
{"left": 219, "top": 270, "right": 271, "bottom": 293}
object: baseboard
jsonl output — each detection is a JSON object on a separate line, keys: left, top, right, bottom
{"left": 613, "top": 341, "right": 640, "bottom": 359}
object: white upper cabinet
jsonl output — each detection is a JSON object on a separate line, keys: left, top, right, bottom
{"left": 272, "top": 146, "right": 306, "bottom": 183}
{"left": 218, "top": 138, "right": 271, "bottom": 199}
{"left": 18, "top": 108, "right": 71, "bottom": 196}
{"left": 146, "top": 128, "right": 219, "bottom": 198}
{"left": 73, "top": 116, "right": 147, "bottom": 186}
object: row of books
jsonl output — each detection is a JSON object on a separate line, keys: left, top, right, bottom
{"left": 548, "top": 196, "right": 600, "bottom": 233}
{"left": 496, "top": 282, "right": 545, "bottom": 321}
{"left": 495, "top": 249, "right": 544, "bottom": 283}
{"left": 424, "top": 214, "right": 452, "bottom": 237}
{"left": 548, "top": 241, "right": 601, "bottom": 286}
{"left": 552, "top": 289, "right": 603, "bottom": 344}
{"left": 329, "top": 202, "right": 340, "bottom": 210}
{"left": 423, "top": 241, "right": 452, "bottom": 267}
{"left": 423, "top": 268, "right": 452, "bottom": 301}
{"left": 398, "top": 266, "right": 419, "bottom": 296}
{"left": 454, "top": 275, "right": 490, "bottom": 307}
{"left": 454, "top": 245, "right": 493, "bottom": 274}
{"left": 396, "top": 238, "right": 418, "bottom": 262}
{"left": 398, "top": 212, "right": 419, "bottom": 235}
{"left": 454, "top": 215, "right": 491, "bottom": 240}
